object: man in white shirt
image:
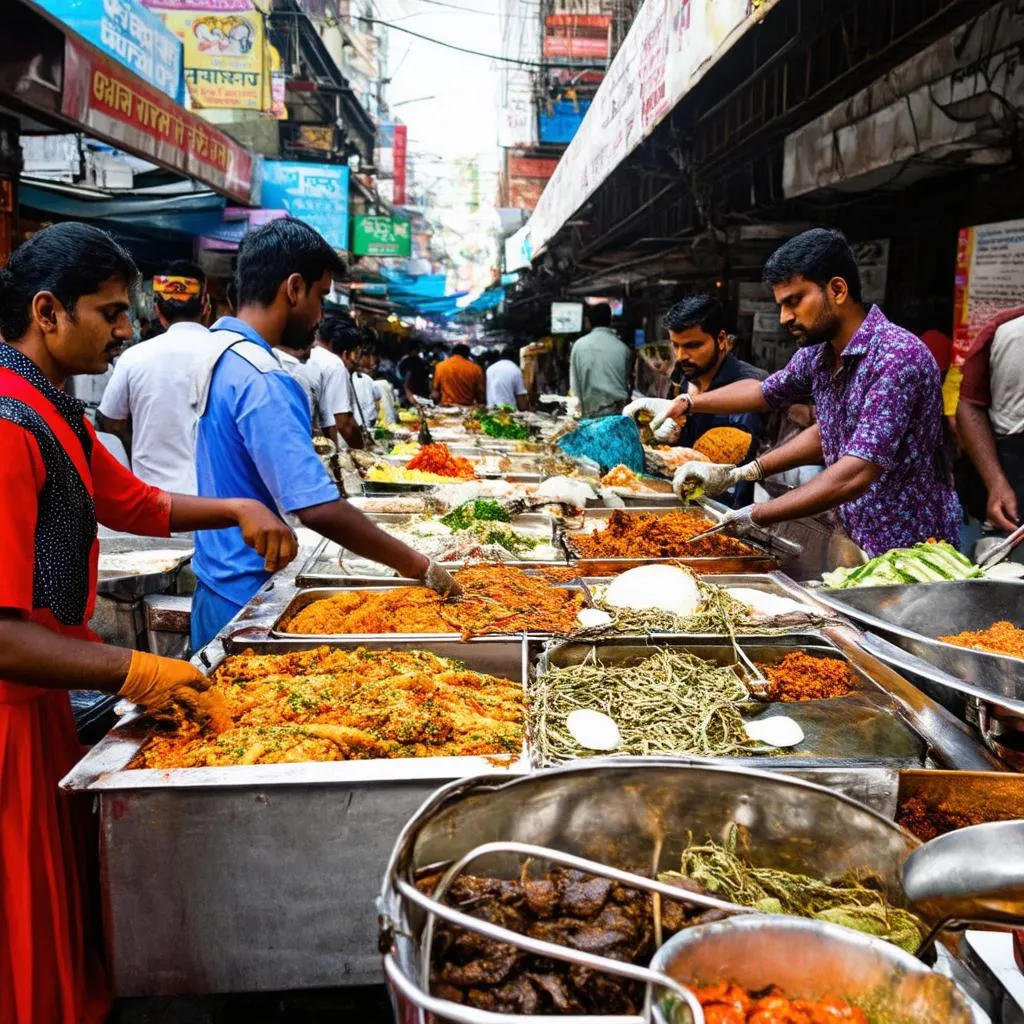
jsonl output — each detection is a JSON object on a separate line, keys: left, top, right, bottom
{"left": 274, "top": 338, "right": 336, "bottom": 441}
{"left": 98, "top": 261, "right": 213, "bottom": 493}
{"left": 486, "top": 347, "right": 530, "bottom": 410}
{"left": 351, "top": 341, "right": 382, "bottom": 429}
{"left": 309, "top": 315, "right": 363, "bottom": 448}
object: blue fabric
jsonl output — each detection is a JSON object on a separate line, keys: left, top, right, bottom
{"left": 193, "top": 317, "right": 339, "bottom": 609}
{"left": 557, "top": 416, "right": 644, "bottom": 474}
{"left": 190, "top": 579, "right": 244, "bottom": 652}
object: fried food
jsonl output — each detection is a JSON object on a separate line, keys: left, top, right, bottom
{"left": 759, "top": 653, "right": 854, "bottom": 702}
{"left": 130, "top": 646, "right": 524, "bottom": 768}
{"left": 693, "top": 426, "right": 754, "bottom": 465}
{"left": 599, "top": 465, "right": 674, "bottom": 494}
{"left": 282, "top": 564, "right": 584, "bottom": 637}
{"left": 407, "top": 443, "right": 477, "bottom": 480}
{"left": 691, "top": 982, "right": 869, "bottom": 1024}
{"left": 569, "top": 510, "right": 754, "bottom": 559}
{"left": 939, "top": 620, "right": 1024, "bottom": 658}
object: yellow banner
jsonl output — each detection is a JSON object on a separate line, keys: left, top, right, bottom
{"left": 161, "top": 9, "right": 264, "bottom": 111}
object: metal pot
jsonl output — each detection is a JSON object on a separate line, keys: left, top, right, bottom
{"left": 649, "top": 915, "right": 984, "bottom": 1024}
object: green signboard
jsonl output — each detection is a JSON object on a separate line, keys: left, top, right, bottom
{"left": 352, "top": 215, "right": 412, "bottom": 257}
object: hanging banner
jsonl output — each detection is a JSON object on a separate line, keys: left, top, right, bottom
{"left": 352, "top": 216, "right": 411, "bottom": 258}
{"left": 262, "top": 160, "right": 350, "bottom": 253}
{"left": 954, "top": 217, "right": 1024, "bottom": 365}
{"left": 37, "top": 0, "right": 184, "bottom": 102}
{"left": 61, "top": 37, "right": 257, "bottom": 203}
{"left": 160, "top": 7, "right": 264, "bottom": 110}
{"left": 144, "top": 0, "right": 252, "bottom": 9}
{"left": 392, "top": 123, "right": 408, "bottom": 206}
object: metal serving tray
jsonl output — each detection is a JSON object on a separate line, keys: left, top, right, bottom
{"left": 558, "top": 504, "right": 781, "bottom": 575}
{"left": 895, "top": 769, "right": 1024, "bottom": 840}
{"left": 96, "top": 535, "right": 194, "bottom": 601}
{"left": 60, "top": 636, "right": 530, "bottom": 996}
{"left": 530, "top": 630, "right": 1000, "bottom": 772}
{"left": 265, "top": 581, "right": 590, "bottom": 644}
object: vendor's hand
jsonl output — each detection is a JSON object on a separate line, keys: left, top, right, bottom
{"left": 118, "top": 650, "right": 211, "bottom": 716}
{"left": 986, "top": 478, "right": 1020, "bottom": 534}
{"left": 233, "top": 499, "right": 298, "bottom": 572}
{"left": 673, "top": 461, "right": 738, "bottom": 499}
{"left": 650, "top": 395, "right": 692, "bottom": 438}
{"left": 622, "top": 398, "right": 682, "bottom": 443}
{"left": 412, "top": 395, "right": 435, "bottom": 409}
{"left": 423, "top": 559, "right": 463, "bottom": 599}
{"left": 715, "top": 504, "right": 759, "bottom": 538}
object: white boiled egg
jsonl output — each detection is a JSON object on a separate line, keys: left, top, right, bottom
{"left": 744, "top": 716, "right": 805, "bottom": 748}
{"left": 567, "top": 709, "right": 622, "bottom": 751}
{"left": 725, "top": 587, "right": 813, "bottom": 618}
{"left": 604, "top": 565, "right": 700, "bottom": 617}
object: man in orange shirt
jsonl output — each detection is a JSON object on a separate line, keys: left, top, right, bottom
{"left": 432, "top": 343, "right": 484, "bottom": 406}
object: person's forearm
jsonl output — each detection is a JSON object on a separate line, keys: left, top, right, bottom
{"left": 322, "top": 424, "right": 338, "bottom": 445}
{"left": 97, "top": 413, "right": 132, "bottom": 457}
{"left": 757, "top": 425, "right": 823, "bottom": 477}
{"left": 297, "top": 499, "right": 429, "bottom": 579}
{"left": 336, "top": 413, "right": 363, "bottom": 450}
{"left": 958, "top": 401, "right": 1011, "bottom": 491}
{"left": 515, "top": 394, "right": 531, "bottom": 412}
{"left": 690, "top": 378, "right": 769, "bottom": 415}
{"left": 753, "top": 456, "right": 879, "bottom": 526}
{"left": 0, "top": 614, "right": 131, "bottom": 692}
{"left": 169, "top": 495, "right": 250, "bottom": 532}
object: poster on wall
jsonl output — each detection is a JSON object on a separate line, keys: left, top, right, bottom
{"left": 953, "top": 217, "right": 1024, "bottom": 364}
{"left": 261, "top": 160, "right": 350, "bottom": 253}
{"left": 551, "top": 301, "right": 583, "bottom": 334}
{"left": 160, "top": 7, "right": 264, "bottom": 109}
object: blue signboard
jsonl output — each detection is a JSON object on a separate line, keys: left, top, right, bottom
{"left": 37, "top": 0, "right": 184, "bottom": 103}
{"left": 261, "top": 160, "right": 351, "bottom": 253}
{"left": 538, "top": 99, "right": 591, "bottom": 145}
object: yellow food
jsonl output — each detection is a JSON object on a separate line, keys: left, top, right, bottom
{"left": 367, "top": 463, "right": 468, "bottom": 484}
{"left": 693, "top": 426, "right": 753, "bottom": 465}
{"left": 130, "top": 646, "right": 525, "bottom": 768}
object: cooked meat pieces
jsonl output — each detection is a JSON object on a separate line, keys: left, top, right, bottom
{"left": 558, "top": 872, "right": 614, "bottom": 917}
{"left": 524, "top": 879, "right": 560, "bottom": 918}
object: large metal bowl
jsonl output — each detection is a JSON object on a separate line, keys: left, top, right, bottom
{"left": 650, "top": 915, "right": 984, "bottom": 1024}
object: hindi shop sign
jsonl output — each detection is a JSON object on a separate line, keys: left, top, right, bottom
{"left": 38, "top": 0, "right": 184, "bottom": 103}
{"left": 61, "top": 38, "right": 257, "bottom": 204}
{"left": 352, "top": 216, "right": 411, "bottom": 258}
{"left": 261, "top": 160, "right": 350, "bottom": 253}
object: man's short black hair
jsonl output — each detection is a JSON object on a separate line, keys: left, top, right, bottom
{"left": 452, "top": 342, "right": 471, "bottom": 358}
{"left": 154, "top": 259, "right": 206, "bottom": 324}
{"left": 587, "top": 302, "right": 612, "bottom": 328}
{"left": 235, "top": 219, "right": 346, "bottom": 308}
{"left": 664, "top": 294, "right": 725, "bottom": 338}
{"left": 762, "top": 228, "right": 863, "bottom": 304}
{"left": 317, "top": 313, "right": 362, "bottom": 355}
{"left": 0, "top": 222, "right": 138, "bottom": 341}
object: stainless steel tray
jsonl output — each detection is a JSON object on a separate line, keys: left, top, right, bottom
{"left": 895, "top": 769, "right": 1024, "bottom": 841}
{"left": 558, "top": 505, "right": 781, "bottom": 575}
{"left": 96, "top": 536, "right": 194, "bottom": 601}
{"left": 265, "top": 582, "right": 590, "bottom": 643}
{"left": 529, "top": 630, "right": 1000, "bottom": 771}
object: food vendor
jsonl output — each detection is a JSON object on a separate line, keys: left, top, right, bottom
{"left": 648, "top": 229, "right": 961, "bottom": 557}
{"left": 0, "top": 223, "right": 299, "bottom": 1024}
{"left": 191, "top": 218, "right": 460, "bottom": 650}
{"left": 625, "top": 294, "right": 766, "bottom": 506}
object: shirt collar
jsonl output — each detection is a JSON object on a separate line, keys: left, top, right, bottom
{"left": 212, "top": 315, "right": 273, "bottom": 353}
{"left": 0, "top": 342, "right": 91, "bottom": 454}
{"left": 841, "top": 305, "right": 887, "bottom": 360}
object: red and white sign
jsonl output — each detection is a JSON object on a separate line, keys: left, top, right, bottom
{"left": 61, "top": 37, "right": 257, "bottom": 204}
{"left": 392, "top": 123, "right": 407, "bottom": 206}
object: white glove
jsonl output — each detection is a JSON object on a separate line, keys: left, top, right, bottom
{"left": 412, "top": 395, "right": 435, "bottom": 408}
{"left": 622, "top": 398, "right": 681, "bottom": 443}
{"left": 673, "top": 460, "right": 763, "bottom": 500}
{"left": 715, "top": 504, "right": 759, "bottom": 537}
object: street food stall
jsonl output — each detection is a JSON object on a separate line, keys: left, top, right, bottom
{"left": 61, "top": 406, "right": 1024, "bottom": 1020}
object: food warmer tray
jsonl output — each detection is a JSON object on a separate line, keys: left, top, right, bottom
{"left": 59, "top": 636, "right": 530, "bottom": 997}
{"left": 379, "top": 760, "right": 979, "bottom": 1024}
{"left": 95, "top": 535, "right": 194, "bottom": 601}
{"left": 530, "top": 630, "right": 1000, "bottom": 772}
{"left": 557, "top": 504, "right": 781, "bottom": 575}
{"left": 294, "top": 514, "right": 565, "bottom": 586}
{"left": 262, "top": 580, "right": 591, "bottom": 646}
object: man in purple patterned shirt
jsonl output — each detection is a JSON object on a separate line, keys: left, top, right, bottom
{"left": 653, "top": 229, "right": 961, "bottom": 557}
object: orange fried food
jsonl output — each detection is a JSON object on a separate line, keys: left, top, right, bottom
{"left": 130, "top": 646, "right": 524, "bottom": 769}
{"left": 939, "top": 620, "right": 1024, "bottom": 658}
{"left": 283, "top": 564, "right": 583, "bottom": 637}
{"left": 760, "top": 653, "right": 853, "bottom": 702}
{"left": 570, "top": 510, "right": 754, "bottom": 559}
{"left": 407, "top": 443, "right": 476, "bottom": 480}
{"left": 693, "top": 983, "right": 869, "bottom": 1024}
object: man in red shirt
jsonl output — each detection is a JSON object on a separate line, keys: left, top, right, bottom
{"left": 0, "top": 223, "right": 298, "bottom": 1024}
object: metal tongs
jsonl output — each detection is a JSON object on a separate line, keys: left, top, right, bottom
{"left": 976, "top": 520, "right": 1024, "bottom": 570}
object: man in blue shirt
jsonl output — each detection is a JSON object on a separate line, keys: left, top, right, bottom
{"left": 191, "top": 219, "right": 458, "bottom": 649}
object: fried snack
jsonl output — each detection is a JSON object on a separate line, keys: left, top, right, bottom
{"left": 130, "top": 646, "right": 524, "bottom": 768}
{"left": 407, "top": 443, "right": 476, "bottom": 480}
{"left": 282, "top": 564, "right": 584, "bottom": 637}
{"left": 570, "top": 510, "right": 754, "bottom": 559}
{"left": 693, "top": 426, "right": 754, "bottom": 465}
{"left": 600, "top": 464, "right": 674, "bottom": 494}
{"left": 939, "top": 620, "right": 1024, "bottom": 658}
{"left": 759, "top": 652, "right": 854, "bottom": 702}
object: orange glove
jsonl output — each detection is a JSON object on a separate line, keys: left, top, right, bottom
{"left": 118, "top": 650, "right": 211, "bottom": 715}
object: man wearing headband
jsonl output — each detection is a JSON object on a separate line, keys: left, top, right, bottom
{"left": 99, "top": 260, "right": 213, "bottom": 493}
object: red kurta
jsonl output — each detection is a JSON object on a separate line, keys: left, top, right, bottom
{"left": 0, "top": 364, "right": 172, "bottom": 1024}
